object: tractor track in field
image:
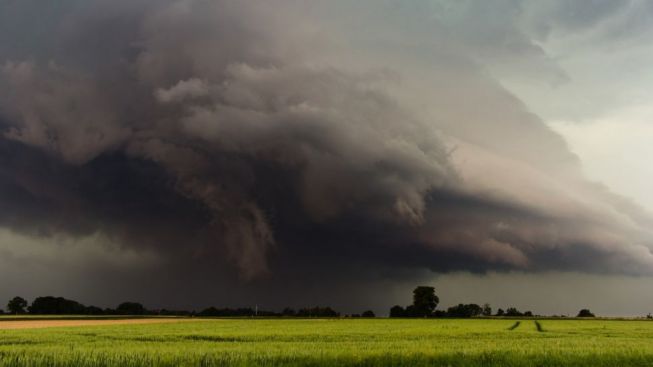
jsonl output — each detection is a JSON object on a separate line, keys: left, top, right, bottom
{"left": 507, "top": 321, "right": 521, "bottom": 330}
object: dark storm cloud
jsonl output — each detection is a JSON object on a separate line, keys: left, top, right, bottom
{"left": 1, "top": 0, "right": 653, "bottom": 307}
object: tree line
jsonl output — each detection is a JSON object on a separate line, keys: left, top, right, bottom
{"left": 3, "top": 288, "right": 597, "bottom": 318}
{"left": 388, "top": 286, "right": 594, "bottom": 318}
{"left": 4, "top": 296, "right": 156, "bottom": 316}
{"left": 2, "top": 296, "right": 367, "bottom": 317}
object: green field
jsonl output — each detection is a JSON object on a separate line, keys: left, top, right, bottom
{"left": 1, "top": 318, "right": 653, "bottom": 366}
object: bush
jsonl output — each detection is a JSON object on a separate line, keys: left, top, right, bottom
{"left": 446, "top": 304, "right": 483, "bottom": 318}
{"left": 389, "top": 305, "right": 405, "bottom": 317}
{"left": 361, "top": 310, "right": 375, "bottom": 318}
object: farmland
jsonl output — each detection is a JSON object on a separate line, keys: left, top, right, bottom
{"left": 1, "top": 318, "right": 653, "bottom": 366}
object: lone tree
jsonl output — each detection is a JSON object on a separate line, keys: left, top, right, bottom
{"left": 412, "top": 286, "right": 439, "bottom": 317}
{"left": 7, "top": 296, "right": 27, "bottom": 314}
{"left": 577, "top": 309, "right": 595, "bottom": 317}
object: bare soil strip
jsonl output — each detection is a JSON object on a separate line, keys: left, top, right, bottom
{"left": 0, "top": 318, "right": 196, "bottom": 330}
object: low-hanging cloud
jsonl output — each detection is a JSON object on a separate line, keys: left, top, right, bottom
{"left": 1, "top": 0, "right": 652, "bottom": 306}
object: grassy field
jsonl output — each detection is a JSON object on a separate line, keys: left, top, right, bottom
{"left": 1, "top": 317, "right": 653, "bottom": 366}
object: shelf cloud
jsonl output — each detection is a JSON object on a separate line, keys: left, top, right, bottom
{"left": 1, "top": 0, "right": 652, "bottom": 309}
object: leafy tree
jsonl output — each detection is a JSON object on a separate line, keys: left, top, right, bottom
{"left": 446, "top": 304, "right": 483, "bottom": 318}
{"left": 482, "top": 303, "right": 492, "bottom": 316}
{"left": 523, "top": 311, "right": 533, "bottom": 317}
{"left": 7, "top": 296, "right": 27, "bottom": 314}
{"left": 577, "top": 309, "right": 595, "bottom": 317}
{"left": 389, "top": 305, "right": 405, "bottom": 317}
{"left": 412, "top": 286, "right": 439, "bottom": 317}
{"left": 496, "top": 308, "right": 505, "bottom": 316}
{"left": 29, "top": 296, "right": 85, "bottom": 314}
{"left": 404, "top": 305, "right": 417, "bottom": 317}
{"left": 116, "top": 302, "right": 146, "bottom": 315}
{"left": 361, "top": 310, "right": 375, "bottom": 318}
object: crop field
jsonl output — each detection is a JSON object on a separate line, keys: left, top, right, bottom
{"left": 1, "top": 317, "right": 653, "bottom": 366}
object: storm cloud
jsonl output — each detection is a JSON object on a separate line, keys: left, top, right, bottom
{"left": 1, "top": 0, "right": 652, "bottom": 310}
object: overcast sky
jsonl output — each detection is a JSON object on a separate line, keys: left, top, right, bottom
{"left": 1, "top": 0, "right": 652, "bottom": 316}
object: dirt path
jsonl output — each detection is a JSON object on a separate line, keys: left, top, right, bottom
{"left": 0, "top": 318, "right": 196, "bottom": 330}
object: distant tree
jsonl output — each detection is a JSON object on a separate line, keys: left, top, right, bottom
{"left": 464, "top": 303, "right": 483, "bottom": 317}
{"left": 482, "top": 303, "right": 492, "bottom": 316}
{"left": 446, "top": 304, "right": 483, "bottom": 318}
{"left": 505, "top": 307, "right": 522, "bottom": 317}
{"left": 29, "top": 297, "right": 85, "bottom": 314}
{"left": 412, "top": 286, "right": 439, "bottom": 317}
{"left": 198, "top": 307, "right": 220, "bottom": 317}
{"left": 496, "top": 308, "right": 505, "bottom": 316}
{"left": 389, "top": 305, "right": 405, "bottom": 317}
{"left": 404, "top": 305, "right": 417, "bottom": 317}
{"left": 116, "top": 302, "right": 146, "bottom": 315}
{"left": 0, "top": 309, "right": 4, "bottom": 315}
{"left": 85, "top": 306, "right": 104, "bottom": 315}
{"left": 523, "top": 311, "right": 533, "bottom": 317}
{"left": 577, "top": 309, "right": 595, "bottom": 317}
{"left": 361, "top": 310, "right": 375, "bottom": 318}
{"left": 7, "top": 296, "right": 28, "bottom": 314}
